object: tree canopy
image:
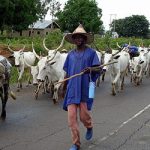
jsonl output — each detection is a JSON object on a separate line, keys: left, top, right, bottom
{"left": 111, "top": 15, "right": 149, "bottom": 38}
{"left": 55, "top": 0, "right": 103, "bottom": 33}
{"left": 0, "top": 0, "right": 48, "bottom": 33}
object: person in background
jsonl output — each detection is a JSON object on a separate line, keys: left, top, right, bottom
{"left": 62, "top": 24, "right": 100, "bottom": 150}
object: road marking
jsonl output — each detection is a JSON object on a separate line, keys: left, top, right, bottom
{"left": 98, "top": 103, "right": 150, "bottom": 143}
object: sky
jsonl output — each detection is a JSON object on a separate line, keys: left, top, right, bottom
{"left": 45, "top": 0, "right": 150, "bottom": 30}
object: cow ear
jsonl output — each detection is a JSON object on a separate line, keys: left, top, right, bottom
{"left": 113, "top": 55, "right": 120, "bottom": 59}
{"left": 139, "top": 60, "right": 144, "bottom": 64}
{"left": 49, "top": 61, "right": 56, "bottom": 65}
{"left": 20, "top": 51, "right": 24, "bottom": 55}
{"left": 8, "top": 54, "right": 14, "bottom": 58}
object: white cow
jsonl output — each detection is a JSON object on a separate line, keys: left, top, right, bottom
{"left": 29, "top": 36, "right": 66, "bottom": 102}
{"left": 130, "top": 48, "right": 148, "bottom": 85}
{"left": 101, "top": 49, "right": 120, "bottom": 82}
{"left": 8, "top": 45, "right": 36, "bottom": 91}
{"left": 103, "top": 50, "right": 130, "bottom": 95}
{"left": 36, "top": 51, "right": 67, "bottom": 103}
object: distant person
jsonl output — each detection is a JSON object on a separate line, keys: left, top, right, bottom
{"left": 122, "top": 44, "right": 139, "bottom": 58}
{"left": 62, "top": 24, "right": 100, "bottom": 150}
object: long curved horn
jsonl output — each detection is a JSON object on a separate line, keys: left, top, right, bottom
{"left": 112, "top": 50, "right": 120, "bottom": 56}
{"left": 7, "top": 44, "right": 14, "bottom": 53}
{"left": 43, "top": 38, "right": 50, "bottom": 52}
{"left": 128, "top": 42, "right": 131, "bottom": 46}
{"left": 116, "top": 42, "right": 121, "bottom": 48}
{"left": 54, "top": 35, "right": 65, "bottom": 53}
{"left": 24, "top": 59, "right": 32, "bottom": 67}
{"left": 47, "top": 35, "right": 66, "bottom": 62}
{"left": 21, "top": 45, "right": 26, "bottom": 51}
{"left": 93, "top": 42, "right": 104, "bottom": 55}
{"left": 32, "top": 42, "right": 40, "bottom": 60}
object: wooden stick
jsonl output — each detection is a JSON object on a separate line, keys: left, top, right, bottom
{"left": 55, "top": 61, "right": 118, "bottom": 85}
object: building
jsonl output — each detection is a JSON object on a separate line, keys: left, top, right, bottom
{"left": 112, "top": 31, "right": 119, "bottom": 38}
{"left": 10, "top": 20, "right": 60, "bottom": 37}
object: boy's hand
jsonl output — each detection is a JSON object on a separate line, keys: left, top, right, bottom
{"left": 82, "top": 67, "right": 91, "bottom": 74}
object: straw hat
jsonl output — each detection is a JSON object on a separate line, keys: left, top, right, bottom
{"left": 65, "top": 24, "right": 94, "bottom": 44}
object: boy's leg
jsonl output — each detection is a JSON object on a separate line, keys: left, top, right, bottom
{"left": 79, "top": 102, "right": 93, "bottom": 128}
{"left": 68, "top": 104, "right": 81, "bottom": 147}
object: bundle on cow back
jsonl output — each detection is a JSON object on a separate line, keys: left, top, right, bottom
{"left": 0, "top": 55, "right": 16, "bottom": 120}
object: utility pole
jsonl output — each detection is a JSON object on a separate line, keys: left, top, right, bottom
{"left": 109, "top": 14, "right": 117, "bottom": 31}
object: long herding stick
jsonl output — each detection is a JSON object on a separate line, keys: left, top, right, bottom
{"left": 55, "top": 61, "right": 118, "bottom": 85}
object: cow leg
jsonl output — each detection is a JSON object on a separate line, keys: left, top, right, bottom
{"left": 102, "top": 72, "right": 105, "bottom": 82}
{"left": 52, "top": 88, "right": 58, "bottom": 104}
{"left": 121, "top": 74, "right": 125, "bottom": 90}
{"left": 112, "top": 83, "right": 116, "bottom": 96}
{"left": 96, "top": 76, "right": 100, "bottom": 87}
{"left": 49, "top": 83, "right": 54, "bottom": 98}
{"left": 17, "top": 68, "right": 24, "bottom": 91}
{"left": 52, "top": 83, "right": 61, "bottom": 104}
{"left": 116, "top": 81, "right": 120, "bottom": 92}
{"left": 0, "top": 85, "right": 8, "bottom": 120}
{"left": 26, "top": 68, "right": 32, "bottom": 87}
{"left": 17, "top": 81, "right": 22, "bottom": 92}
{"left": 34, "top": 82, "right": 42, "bottom": 99}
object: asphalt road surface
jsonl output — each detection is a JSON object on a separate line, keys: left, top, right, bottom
{"left": 1, "top": 74, "right": 150, "bottom": 150}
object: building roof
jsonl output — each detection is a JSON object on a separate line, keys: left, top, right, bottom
{"left": 29, "top": 20, "right": 60, "bottom": 29}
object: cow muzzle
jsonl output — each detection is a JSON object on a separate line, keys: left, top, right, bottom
{"left": 33, "top": 83, "right": 38, "bottom": 86}
{"left": 37, "top": 79, "right": 44, "bottom": 82}
{"left": 15, "top": 65, "right": 20, "bottom": 67}
{"left": 102, "top": 69, "right": 106, "bottom": 72}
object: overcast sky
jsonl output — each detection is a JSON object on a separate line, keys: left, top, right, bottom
{"left": 45, "top": 0, "right": 150, "bottom": 30}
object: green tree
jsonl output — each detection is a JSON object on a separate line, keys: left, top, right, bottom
{"left": 12, "top": 0, "right": 48, "bottom": 33}
{"left": 0, "top": 0, "right": 48, "bottom": 34}
{"left": 55, "top": 0, "right": 103, "bottom": 33}
{"left": 111, "top": 15, "right": 149, "bottom": 38}
{"left": 0, "top": 0, "right": 15, "bottom": 34}
{"left": 47, "top": 0, "right": 61, "bottom": 29}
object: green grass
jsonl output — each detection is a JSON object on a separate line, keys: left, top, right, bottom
{"left": 10, "top": 67, "right": 31, "bottom": 84}
{"left": 1, "top": 29, "right": 150, "bottom": 84}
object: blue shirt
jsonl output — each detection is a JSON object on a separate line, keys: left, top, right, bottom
{"left": 128, "top": 46, "right": 138, "bottom": 54}
{"left": 63, "top": 47, "right": 100, "bottom": 111}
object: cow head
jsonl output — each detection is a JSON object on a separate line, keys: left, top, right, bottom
{"left": 8, "top": 45, "right": 25, "bottom": 67}
{"left": 36, "top": 57, "right": 48, "bottom": 82}
{"left": 131, "top": 57, "right": 141, "bottom": 74}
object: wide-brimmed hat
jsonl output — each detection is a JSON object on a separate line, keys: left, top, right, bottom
{"left": 65, "top": 24, "right": 94, "bottom": 44}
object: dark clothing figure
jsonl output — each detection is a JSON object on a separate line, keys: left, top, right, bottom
{"left": 63, "top": 24, "right": 100, "bottom": 150}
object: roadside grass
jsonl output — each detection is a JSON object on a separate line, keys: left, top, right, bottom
{"left": 10, "top": 67, "right": 31, "bottom": 85}
{"left": 1, "top": 29, "right": 150, "bottom": 84}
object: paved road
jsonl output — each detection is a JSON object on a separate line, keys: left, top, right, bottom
{"left": 1, "top": 74, "right": 150, "bottom": 150}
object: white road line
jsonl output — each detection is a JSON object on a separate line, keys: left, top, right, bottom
{"left": 99, "top": 103, "right": 150, "bottom": 142}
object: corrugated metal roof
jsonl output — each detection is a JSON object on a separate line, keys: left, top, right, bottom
{"left": 29, "top": 20, "right": 53, "bottom": 29}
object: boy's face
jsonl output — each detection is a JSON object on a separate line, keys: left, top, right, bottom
{"left": 73, "top": 34, "right": 87, "bottom": 46}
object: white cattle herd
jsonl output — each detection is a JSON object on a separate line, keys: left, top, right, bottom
{"left": 3, "top": 37, "right": 150, "bottom": 104}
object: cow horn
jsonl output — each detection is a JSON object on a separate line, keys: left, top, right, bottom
{"left": 47, "top": 35, "right": 66, "bottom": 62}
{"left": 128, "top": 42, "right": 131, "bottom": 46}
{"left": 116, "top": 42, "right": 121, "bottom": 48}
{"left": 92, "top": 42, "right": 104, "bottom": 55}
{"left": 24, "top": 59, "right": 32, "bottom": 67}
{"left": 19, "top": 45, "right": 26, "bottom": 52}
{"left": 32, "top": 42, "right": 40, "bottom": 60}
{"left": 22, "top": 45, "right": 26, "bottom": 50}
{"left": 43, "top": 38, "right": 50, "bottom": 52}
{"left": 7, "top": 44, "right": 14, "bottom": 53}
{"left": 54, "top": 35, "right": 65, "bottom": 53}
